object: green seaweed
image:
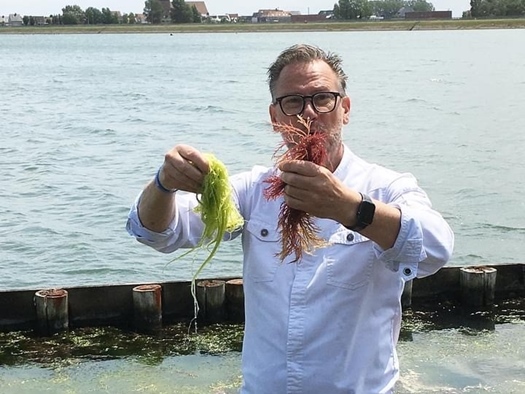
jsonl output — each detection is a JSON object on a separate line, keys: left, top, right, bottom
{"left": 170, "top": 153, "right": 244, "bottom": 329}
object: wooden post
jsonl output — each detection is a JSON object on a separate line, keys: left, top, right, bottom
{"left": 401, "top": 279, "right": 412, "bottom": 309}
{"left": 34, "top": 288, "right": 69, "bottom": 336}
{"left": 225, "top": 278, "right": 244, "bottom": 322}
{"left": 196, "top": 280, "right": 226, "bottom": 324}
{"left": 460, "top": 266, "right": 497, "bottom": 307}
{"left": 132, "top": 284, "right": 162, "bottom": 333}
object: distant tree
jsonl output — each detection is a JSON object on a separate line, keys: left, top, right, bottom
{"left": 62, "top": 14, "right": 76, "bottom": 24}
{"left": 191, "top": 5, "right": 202, "bottom": 22}
{"left": 406, "top": 0, "right": 435, "bottom": 11}
{"left": 477, "top": 0, "right": 496, "bottom": 16}
{"left": 101, "top": 8, "right": 119, "bottom": 24}
{"left": 171, "top": 0, "right": 193, "bottom": 23}
{"left": 50, "top": 14, "right": 62, "bottom": 25}
{"left": 334, "top": 0, "right": 372, "bottom": 19}
{"left": 470, "top": 0, "right": 481, "bottom": 16}
{"left": 85, "top": 7, "right": 103, "bottom": 24}
{"left": 504, "top": 0, "right": 525, "bottom": 15}
{"left": 368, "top": 0, "right": 404, "bottom": 18}
{"left": 144, "top": 0, "right": 164, "bottom": 24}
{"left": 62, "top": 5, "right": 85, "bottom": 24}
{"left": 23, "top": 15, "right": 30, "bottom": 25}
{"left": 491, "top": 0, "right": 525, "bottom": 16}
{"left": 360, "top": 0, "right": 374, "bottom": 18}
{"left": 367, "top": 0, "right": 434, "bottom": 18}
{"left": 128, "top": 13, "right": 137, "bottom": 24}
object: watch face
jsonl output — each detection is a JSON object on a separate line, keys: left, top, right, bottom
{"left": 360, "top": 200, "right": 375, "bottom": 225}
{"left": 345, "top": 193, "right": 376, "bottom": 231}
{"left": 357, "top": 194, "right": 375, "bottom": 227}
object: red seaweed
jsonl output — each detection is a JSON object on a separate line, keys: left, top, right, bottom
{"left": 264, "top": 116, "right": 329, "bottom": 263}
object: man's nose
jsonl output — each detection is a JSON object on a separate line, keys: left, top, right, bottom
{"left": 301, "top": 98, "right": 318, "bottom": 119}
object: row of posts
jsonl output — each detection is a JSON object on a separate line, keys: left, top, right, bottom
{"left": 34, "top": 278, "right": 244, "bottom": 336}
{"left": 402, "top": 266, "right": 498, "bottom": 309}
{"left": 34, "top": 266, "right": 498, "bottom": 336}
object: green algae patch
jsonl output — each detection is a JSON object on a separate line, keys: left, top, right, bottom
{"left": 0, "top": 323, "right": 244, "bottom": 367}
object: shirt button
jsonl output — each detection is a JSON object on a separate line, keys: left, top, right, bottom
{"left": 260, "top": 229, "right": 269, "bottom": 237}
{"left": 403, "top": 268, "right": 412, "bottom": 276}
{"left": 346, "top": 233, "right": 354, "bottom": 242}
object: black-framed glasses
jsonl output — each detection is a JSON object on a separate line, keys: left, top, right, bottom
{"left": 274, "top": 92, "right": 342, "bottom": 116}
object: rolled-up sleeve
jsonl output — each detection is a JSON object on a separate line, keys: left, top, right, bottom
{"left": 373, "top": 178, "right": 454, "bottom": 280}
{"left": 126, "top": 192, "right": 206, "bottom": 254}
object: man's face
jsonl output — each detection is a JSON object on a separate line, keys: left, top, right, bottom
{"left": 269, "top": 60, "right": 351, "bottom": 168}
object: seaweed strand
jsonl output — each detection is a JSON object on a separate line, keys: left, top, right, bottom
{"left": 264, "top": 116, "right": 329, "bottom": 263}
{"left": 169, "top": 153, "right": 243, "bottom": 331}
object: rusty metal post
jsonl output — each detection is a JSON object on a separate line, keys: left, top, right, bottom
{"left": 196, "top": 280, "right": 226, "bottom": 324}
{"left": 132, "top": 284, "right": 162, "bottom": 333}
{"left": 34, "top": 288, "right": 69, "bottom": 336}
{"left": 225, "top": 278, "right": 244, "bottom": 322}
{"left": 460, "top": 266, "right": 497, "bottom": 307}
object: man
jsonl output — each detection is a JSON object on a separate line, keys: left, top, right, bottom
{"left": 127, "top": 44, "right": 454, "bottom": 393}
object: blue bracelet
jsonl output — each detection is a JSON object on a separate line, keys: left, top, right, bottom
{"left": 154, "top": 167, "right": 177, "bottom": 193}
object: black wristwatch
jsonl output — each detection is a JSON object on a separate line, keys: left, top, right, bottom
{"left": 345, "top": 192, "right": 375, "bottom": 232}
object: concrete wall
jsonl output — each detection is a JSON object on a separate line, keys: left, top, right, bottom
{"left": 0, "top": 265, "right": 523, "bottom": 332}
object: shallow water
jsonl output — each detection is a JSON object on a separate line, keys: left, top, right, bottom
{"left": 1, "top": 29, "right": 525, "bottom": 393}
{"left": 1, "top": 300, "right": 524, "bottom": 393}
{"left": 1, "top": 30, "right": 525, "bottom": 291}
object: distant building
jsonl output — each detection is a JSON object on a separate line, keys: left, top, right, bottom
{"left": 159, "top": 0, "right": 209, "bottom": 19}
{"left": 0, "top": 15, "right": 7, "bottom": 26}
{"left": 135, "top": 13, "right": 148, "bottom": 24}
{"left": 397, "top": 7, "right": 414, "bottom": 18}
{"left": 186, "top": 1, "right": 209, "bottom": 18}
{"left": 252, "top": 9, "right": 291, "bottom": 23}
{"left": 405, "top": 11, "right": 453, "bottom": 20}
{"left": 8, "top": 13, "right": 24, "bottom": 27}
{"left": 159, "top": 0, "right": 171, "bottom": 18}
{"left": 318, "top": 10, "right": 335, "bottom": 19}
{"left": 33, "top": 16, "right": 47, "bottom": 25}
{"left": 206, "top": 14, "right": 231, "bottom": 23}
{"left": 291, "top": 11, "right": 333, "bottom": 23}
{"left": 227, "top": 13, "right": 239, "bottom": 23}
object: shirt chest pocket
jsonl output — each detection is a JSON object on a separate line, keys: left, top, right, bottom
{"left": 243, "top": 219, "right": 282, "bottom": 283}
{"left": 325, "top": 230, "right": 375, "bottom": 290}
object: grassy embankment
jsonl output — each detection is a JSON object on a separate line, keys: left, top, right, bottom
{"left": 1, "top": 18, "right": 525, "bottom": 34}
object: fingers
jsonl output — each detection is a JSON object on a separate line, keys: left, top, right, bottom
{"left": 280, "top": 164, "right": 323, "bottom": 203}
{"left": 176, "top": 144, "right": 209, "bottom": 173}
{"left": 278, "top": 161, "right": 344, "bottom": 220}
{"left": 160, "top": 145, "right": 209, "bottom": 193}
{"left": 278, "top": 160, "right": 318, "bottom": 176}
{"left": 279, "top": 160, "right": 325, "bottom": 190}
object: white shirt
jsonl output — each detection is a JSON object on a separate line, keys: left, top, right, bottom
{"left": 127, "top": 145, "right": 454, "bottom": 394}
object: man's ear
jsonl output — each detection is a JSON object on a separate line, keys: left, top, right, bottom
{"left": 342, "top": 96, "right": 351, "bottom": 125}
{"left": 269, "top": 103, "right": 278, "bottom": 126}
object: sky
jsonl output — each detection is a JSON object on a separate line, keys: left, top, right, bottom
{"left": 1, "top": 0, "right": 471, "bottom": 18}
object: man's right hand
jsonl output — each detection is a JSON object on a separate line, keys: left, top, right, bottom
{"left": 137, "top": 144, "right": 208, "bottom": 233}
{"left": 159, "top": 144, "right": 209, "bottom": 194}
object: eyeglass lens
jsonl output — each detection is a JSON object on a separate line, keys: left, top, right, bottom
{"left": 280, "top": 92, "right": 338, "bottom": 116}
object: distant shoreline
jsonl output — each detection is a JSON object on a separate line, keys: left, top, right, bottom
{"left": 2, "top": 18, "right": 525, "bottom": 34}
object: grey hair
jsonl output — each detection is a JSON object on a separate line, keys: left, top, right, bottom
{"left": 267, "top": 44, "right": 348, "bottom": 100}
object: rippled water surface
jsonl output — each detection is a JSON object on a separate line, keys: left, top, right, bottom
{"left": 1, "top": 30, "right": 525, "bottom": 290}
